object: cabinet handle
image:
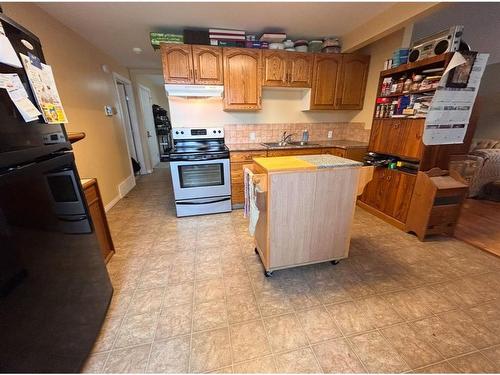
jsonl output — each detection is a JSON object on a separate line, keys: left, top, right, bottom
{"left": 394, "top": 123, "right": 400, "bottom": 129}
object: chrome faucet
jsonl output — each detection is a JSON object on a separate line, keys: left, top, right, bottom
{"left": 279, "top": 131, "right": 295, "bottom": 146}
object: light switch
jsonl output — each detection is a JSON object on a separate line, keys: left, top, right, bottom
{"left": 104, "top": 105, "right": 113, "bottom": 116}
{"left": 328, "top": 130, "right": 333, "bottom": 139}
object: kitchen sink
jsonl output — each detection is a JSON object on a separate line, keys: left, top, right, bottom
{"left": 261, "top": 141, "right": 320, "bottom": 148}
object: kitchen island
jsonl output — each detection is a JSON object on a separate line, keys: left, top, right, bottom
{"left": 249, "top": 154, "right": 373, "bottom": 276}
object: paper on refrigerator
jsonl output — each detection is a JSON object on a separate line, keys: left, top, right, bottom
{"left": 19, "top": 53, "right": 68, "bottom": 124}
{"left": 0, "top": 73, "right": 42, "bottom": 122}
{"left": 0, "top": 21, "right": 22, "bottom": 68}
{"left": 423, "top": 52, "right": 489, "bottom": 145}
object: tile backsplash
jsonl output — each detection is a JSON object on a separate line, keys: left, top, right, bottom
{"left": 224, "top": 122, "right": 370, "bottom": 144}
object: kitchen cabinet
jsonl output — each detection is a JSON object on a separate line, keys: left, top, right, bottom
{"left": 262, "top": 51, "right": 313, "bottom": 88}
{"left": 369, "top": 119, "right": 424, "bottom": 160}
{"left": 223, "top": 48, "right": 262, "bottom": 111}
{"left": 267, "top": 148, "right": 323, "bottom": 157}
{"left": 192, "top": 45, "right": 224, "bottom": 85}
{"left": 230, "top": 150, "right": 267, "bottom": 204}
{"left": 161, "top": 44, "right": 223, "bottom": 85}
{"left": 81, "top": 178, "right": 115, "bottom": 263}
{"left": 336, "top": 54, "right": 370, "bottom": 109}
{"left": 359, "top": 168, "right": 416, "bottom": 224}
{"left": 161, "top": 44, "right": 194, "bottom": 84}
{"left": 310, "top": 54, "right": 342, "bottom": 110}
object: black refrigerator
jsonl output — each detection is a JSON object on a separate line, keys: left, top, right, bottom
{"left": 0, "top": 13, "right": 113, "bottom": 373}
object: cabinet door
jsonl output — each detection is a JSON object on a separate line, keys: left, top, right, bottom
{"left": 325, "top": 148, "right": 346, "bottom": 157}
{"left": 397, "top": 119, "right": 424, "bottom": 160}
{"left": 383, "top": 170, "right": 416, "bottom": 222}
{"left": 310, "top": 54, "right": 341, "bottom": 110}
{"left": 335, "top": 54, "right": 370, "bottom": 109}
{"left": 192, "top": 45, "right": 223, "bottom": 85}
{"left": 262, "top": 50, "right": 287, "bottom": 87}
{"left": 161, "top": 44, "right": 194, "bottom": 84}
{"left": 369, "top": 119, "right": 395, "bottom": 154}
{"left": 223, "top": 48, "right": 262, "bottom": 111}
{"left": 360, "top": 167, "right": 387, "bottom": 211}
{"left": 287, "top": 52, "right": 313, "bottom": 87}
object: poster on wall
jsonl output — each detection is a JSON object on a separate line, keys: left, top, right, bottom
{"left": 19, "top": 52, "right": 68, "bottom": 124}
{"left": 423, "top": 52, "right": 489, "bottom": 146}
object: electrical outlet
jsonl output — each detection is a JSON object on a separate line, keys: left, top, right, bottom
{"left": 327, "top": 130, "right": 333, "bottom": 139}
{"left": 249, "top": 132, "right": 256, "bottom": 141}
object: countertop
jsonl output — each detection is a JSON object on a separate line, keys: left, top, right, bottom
{"left": 226, "top": 139, "right": 368, "bottom": 152}
{"left": 253, "top": 154, "right": 363, "bottom": 172}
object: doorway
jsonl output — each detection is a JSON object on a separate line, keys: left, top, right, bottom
{"left": 113, "top": 73, "right": 146, "bottom": 175}
{"left": 138, "top": 84, "right": 161, "bottom": 168}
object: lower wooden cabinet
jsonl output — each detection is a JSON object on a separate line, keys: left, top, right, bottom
{"left": 230, "top": 147, "right": 367, "bottom": 205}
{"left": 82, "top": 178, "right": 115, "bottom": 263}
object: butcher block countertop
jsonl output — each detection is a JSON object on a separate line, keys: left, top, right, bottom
{"left": 226, "top": 139, "right": 368, "bottom": 152}
{"left": 253, "top": 154, "right": 363, "bottom": 172}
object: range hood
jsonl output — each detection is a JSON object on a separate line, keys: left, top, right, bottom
{"left": 165, "top": 84, "right": 224, "bottom": 98}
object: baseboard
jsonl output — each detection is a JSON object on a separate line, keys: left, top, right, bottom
{"left": 119, "top": 174, "right": 136, "bottom": 198}
{"left": 104, "top": 194, "right": 121, "bottom": 212}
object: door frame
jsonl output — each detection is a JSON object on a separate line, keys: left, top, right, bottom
{"left": 112, "top": 72, "right": 147, "bottom": 175}
{"left": 137, "top": 83, "right": 160, "bottom": 168}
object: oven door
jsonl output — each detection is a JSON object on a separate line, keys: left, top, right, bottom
{"left": 170, "top": 158, "right": 231, "bottom": 200}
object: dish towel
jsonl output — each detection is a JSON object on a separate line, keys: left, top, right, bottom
{"left": 243, "top": 167, "right": 260, "bottom": 236}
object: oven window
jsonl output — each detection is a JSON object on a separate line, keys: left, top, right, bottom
{"left": 46, "top": 175, "right": 78, "bottom": 202}
{"left": 178, "top": 163, "right": 224, "bottom": 188}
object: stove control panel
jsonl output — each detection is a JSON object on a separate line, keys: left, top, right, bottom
{"left": 172, "top": 127, "right": 224, "bottom": 140}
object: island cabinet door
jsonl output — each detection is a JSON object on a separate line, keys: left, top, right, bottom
{"left": 262, "top": 50, "right": 287, "bottom": 87}
{"left": 161, "top": 44, "right": 194, "bottom": 84}
{"left": 310, "top": 54, "right": 341, "bottom": 109}
{"left": 287, "top": 52, "right": 313, "bottom": 88}
{"left": 192, "top": 45, "right": 223, "bottom": 85}
{"left": 223, "top": 48, "right": 262, "bottom": 111}
{"left": 335, "top": 54, "right": 370, "bottom": 109}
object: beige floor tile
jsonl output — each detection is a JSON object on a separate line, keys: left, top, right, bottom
{"left": 296, "top": 306, "right": 342, "bottom": 344}
{"left": 226, "top": 293, "right": 260, "bottom": 324}
{"left": 147, "top": 335, "right": 190, "bottom": 373}
{"left": 326, "top": 301, "right": 376, "bottom": 335}
{"left": 412, "top": 361, "right": 457, "bottom": 373}
{"left": 312, "top": 338, "right": 366, "bottom": 373}
{"left": 356, "top": 295, "right": 403, "bottom": 328}
{"left": 437, "top": 309, "right": 500, "bottom": 349}
{"left": 223, "top": 274, "right": 253, "bottom": 296}
{"left": 127, "top": 287, "right": 164, "bottom": 316}
{"left": 264, "top": 313, "right": 309, "bottom": 353}
{"left": 103, "top": 344, "right": 150, "bottom": 373}
{"left": 349, "top": 331, "right": 410, "bottom": 373}
{"left": 275, "top": 348, "right": 321, "bottom": 373}
{"left": 255, "top": 289, "right": 294, "bottom": 317}
{"left": 163, "top": 282, "right": 194, "bottom": 307}
{"left": 137, "top": 267, "right": 169, "bottom": 290}
{"left": 195, "top": 278, "right": 225, "bottom": 303}
{"left": 232, "top": 355, "right": 277, "bottom": 373}
{"left": 92, "top": 316, "right": 123, "bottom": 353}
{"left": 466, "top": 300, "right": 500, "bottom": 335}
{"left": 308, "top": 279, "right": 352, "bottom": 305}
{"left": 156, "top": 303, "right": 192, "bottom": 340}
{"left": 206, "top": 365, "right": 233, "bottom": 373}
{"left": 408, "top": 286, "right": 457, "bottom": 314}
{"left": 81, "top": 352, "right": 109, "bottom": 373}
{"left": 195, "top": 259, "right": 222, "bottom": 280}
{"left": 168, "top": 261, "right": 194, "bottom": 284}
{"left": 230, "top": 320, "right": 271, "bottom": 363}
{"left": 382, "top": 290, "right": 435, "bottom": 321}
{"left": 410, "top": 316, "right": 476, "bottom": 358}
{"left": 221, "top": 255, "right": 247, "bottom": 276}
{"left": 193, "top": 299, "right": 228, "bottom": 332}
{"left": 448, "top": 352, "right": 497, "bottom": 373}
{"left": 380, "top": 323, "right": 444, "bottom": 369}
{"left": 481, "top": 345, "right": 500, "bottom": 371}
{"left": 114, "top": 312, "right": 157, "bottom": 349}
{"left": 281, "top": 283, "right": 322, "bottom": 310}
{"left": 190, "top": 327, "right": 232, "bottom": 373}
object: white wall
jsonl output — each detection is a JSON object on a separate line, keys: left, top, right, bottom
{"left": 168, "top": 88, "right": 360, "bottom": 127}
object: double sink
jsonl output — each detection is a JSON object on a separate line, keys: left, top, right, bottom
{"left": 261, "top": 141, "right": 321, "bottom": 148}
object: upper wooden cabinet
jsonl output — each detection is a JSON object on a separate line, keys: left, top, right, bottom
{"left": 262, "top": 51, "right": 313, "bottom": 88}
{"left": 369, "top": 119, "right": 424, "bottom": 160}
{"left": 336, "top": 54, "right": 370, "bottom": 109}
{"left": 161, "top": 44, "right": 194, "bottom": 84}
{"left": 310, "top": 54, "right": 342, "bottom": 109}
{"left": 223, "top": 48, "right": 262, "bottom": 111}
{"left": 192, "top": 45, "right": 223, "bottom": 85}
{"left": 161, "top": 44, "right": 223, "bottom": 85}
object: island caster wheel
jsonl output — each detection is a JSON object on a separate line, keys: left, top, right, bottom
{"left": 264, "top": 270, "right": 273, "bottom": 278}
{"left": 254, "top": 247, "right": 259, "bottom": 255}
{"left": 331, "top": 260, "right": 340, "bottom": 265}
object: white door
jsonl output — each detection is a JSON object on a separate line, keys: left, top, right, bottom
{"left": 117, "top": 82, "right": 138, "bottom": 160}
{"left": 139, "top": 85, "right": 160, "bottom": 168}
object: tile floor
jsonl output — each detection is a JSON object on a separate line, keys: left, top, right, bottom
{"left": 83, "top": 168, "right": 500, "bottom": 373}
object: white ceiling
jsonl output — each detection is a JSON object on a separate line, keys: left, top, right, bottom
{"left": 37, "top": 2, "right": 395, "bottom": 69}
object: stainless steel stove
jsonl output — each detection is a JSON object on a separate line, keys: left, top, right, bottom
{"left": 169, "top": 127, "right": 231, "bottom": 217}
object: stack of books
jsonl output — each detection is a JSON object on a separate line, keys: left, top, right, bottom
{"left": 209, "top": 28, "right": 246, "bottom": 47}
{"left": 392, "top": 48, "right": 409, "bottom": 67}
